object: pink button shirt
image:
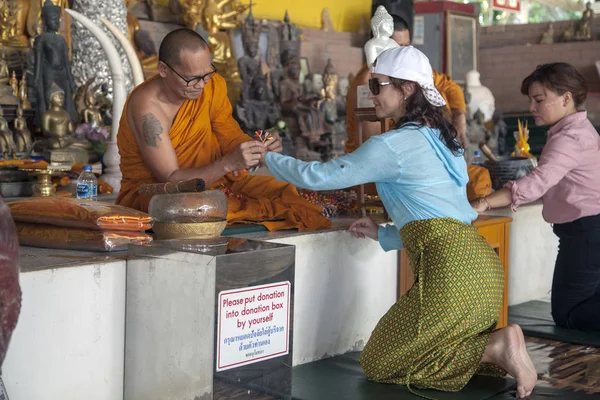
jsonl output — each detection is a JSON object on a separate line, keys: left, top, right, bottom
{"left": 505, "top": 111, "right": 600, "bottom": 224}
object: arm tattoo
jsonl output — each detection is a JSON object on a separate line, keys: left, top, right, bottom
{"left": 141, "top": 113, "right": 163, "bottom": 148}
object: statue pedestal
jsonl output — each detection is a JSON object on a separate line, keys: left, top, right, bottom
{"left": 125, "top": 238, "right": 295, "bottom": 399}
{"left": 44, "top": 148, "right": 89, "bottom": 164}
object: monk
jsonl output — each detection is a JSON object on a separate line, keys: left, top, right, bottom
{"left": 116, "top": 28, "right": 330, "bottom": 231}
{"left": 346, "top": 14, "right": 467, "bottom": 155}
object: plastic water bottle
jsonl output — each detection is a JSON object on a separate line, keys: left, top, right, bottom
{"left": 76, "top": 165, "right": 98, "bottom": 201}
{"left": 471, "top": 150, "right": 485, "bottom": 166}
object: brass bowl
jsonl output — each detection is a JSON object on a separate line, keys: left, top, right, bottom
{"left": 152, "top": 220, "right": 227, "bottom": 240}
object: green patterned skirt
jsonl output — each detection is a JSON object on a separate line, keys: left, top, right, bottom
{"left": 359, "top": 218, "right": 505, "bottom": 392}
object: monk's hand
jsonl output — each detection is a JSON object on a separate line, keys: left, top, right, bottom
{"left": 265, "top": 131, "right": 283, "bottom": 153}
{"left": 348, "top": 217, "right": 379, "bottom": 240}
{"left": 225, "top": 141, "right": 266, "bottom": 173}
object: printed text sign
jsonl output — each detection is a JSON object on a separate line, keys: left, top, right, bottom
{"left": 217, "top": 281, "right": 291, "bottom": 371}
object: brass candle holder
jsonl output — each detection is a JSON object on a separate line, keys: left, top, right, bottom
{"left": 20, "top": 167, "right": 71, "bottom": 197}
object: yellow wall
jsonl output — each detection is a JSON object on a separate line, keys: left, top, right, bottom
{"left": 242, "top": 0, "right": 372, "bottom": 33}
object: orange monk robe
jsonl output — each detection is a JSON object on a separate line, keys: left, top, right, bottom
{"left": 116, "top": 74, "right": 331, "bottom": 231}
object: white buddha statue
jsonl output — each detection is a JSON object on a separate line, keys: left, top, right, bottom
{"left": 364, "top": 6, "right": 399, "bottom": 68}
{"left": 466, "top": 70, "right": 495, "bottom": 122}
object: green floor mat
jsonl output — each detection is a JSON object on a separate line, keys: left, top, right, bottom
{"left": 508, "top": 301, "right": 600, "bottom": 347}
{"left": 291, "top": 352, "right": 516, "bottom": 400}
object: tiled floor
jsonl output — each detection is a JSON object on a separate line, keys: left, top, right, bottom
{"left": 213, "top": 335, "right": 600, "bottom": 399}
{"left": 526, "top": 336, "right": 600, "bottom": 395}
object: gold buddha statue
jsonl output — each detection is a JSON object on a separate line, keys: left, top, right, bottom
{"left": 0, "top": 51, "right": 8, "bottom": 84}
{"left": 0, "top": 105, "right": 16, "bottom": 157}
{"left": 0, "top": 0, "right": 30, "bottom": 47}
{"left": 34, "top": 83, "right": 91, "bottom": 164}
{"left": 0, "top": 55, "right": 18, "bottom": 105}
{"left": 39, "top": 83, "right": 92, "bottom": 151}
{"left": 13, "top": 106, "right": 32, "bottom": 153}
{"left": 41, "top": 83, "right": 73, "bottom": 149}
{"left": 9, "top": 70, "right": 17, "bottom": 96}
{"left": 81, "top": 90, "right": 104, "bottom": 128}
{"left": 18, "top": 74, "right": 31, "bottom": 109}
{"left": 180, "top": 0, "right": 249, "bottom": 103}
{"left": 126, "top": 0, "right": 158, "bottom": 77}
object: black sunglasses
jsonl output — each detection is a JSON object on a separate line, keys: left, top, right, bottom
{"left": 163, "top": 61, "right": 217, "bottom": 87}
{"left": 368, "top": 78, "right": 393, "bottom": 96}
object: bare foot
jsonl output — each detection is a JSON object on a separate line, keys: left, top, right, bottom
{"left": 482, "top": 324, "right": 537, "bottom": 398}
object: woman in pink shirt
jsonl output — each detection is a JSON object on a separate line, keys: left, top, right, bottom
{"left": 472, "top": 63, "right": 600, "bottom": 331}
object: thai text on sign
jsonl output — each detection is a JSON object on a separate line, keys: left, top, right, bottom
{"left": 217, "top": 281, "right": 291, "bottom": 371}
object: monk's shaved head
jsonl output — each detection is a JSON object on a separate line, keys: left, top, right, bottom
{"left": 158, "top": 28, "right": 209, "bottom": 67}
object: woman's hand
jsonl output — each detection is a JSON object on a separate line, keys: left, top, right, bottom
{"left": 348, "top": 217, "right": 379, "bottom": 240}
{"left": 470, "top": 198, "right": 488, "bottom": 213}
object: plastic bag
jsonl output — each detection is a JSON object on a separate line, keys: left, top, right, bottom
{"left": 9, "top": 197, "right": 153, "bottom": 231}
{"left": 15, "top": 223, "right": 153, "bottom": 252}
{"left": 0, "top": 196, "right": 22, "bottom": 365}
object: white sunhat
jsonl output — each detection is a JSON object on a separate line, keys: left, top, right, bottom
{"left": 371, "top": 46, "right": 447, "bottom": 108}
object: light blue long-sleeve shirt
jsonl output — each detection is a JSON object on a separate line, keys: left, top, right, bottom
{"left": 265, "top": 125, "right": 478, "bottom": 251}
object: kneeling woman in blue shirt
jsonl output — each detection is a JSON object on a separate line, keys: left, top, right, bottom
{"left": 264, "top": 46, "right": 536, "bottom": 398}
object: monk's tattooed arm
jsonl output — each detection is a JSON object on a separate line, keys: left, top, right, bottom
{"left": 141, "top": 113, "right": 163, "bottom": 148}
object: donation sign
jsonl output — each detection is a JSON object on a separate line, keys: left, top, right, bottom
{"left": 216, "top": 281, "right": 291, "bottom": 371}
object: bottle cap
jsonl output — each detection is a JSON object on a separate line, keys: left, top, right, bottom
{"left": 83, "top": 165, "right": 92, "bottom": 172}
{"left": 474, "top": 151, "right": 481, "bottom": 156}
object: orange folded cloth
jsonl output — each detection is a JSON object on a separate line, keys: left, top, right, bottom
{"left": 466, "top": 165, "right": 492, "bottom": 201}
{"left": 9, "top": 197, "right": 153, "bottom": 231}
{"left": 15, "top": 223, "right": 152, "bottom": 252}
{"left": 16, "top": 160, "right": 51, "bottom": 170}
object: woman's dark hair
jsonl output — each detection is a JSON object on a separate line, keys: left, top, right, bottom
{"left": 521, "top": 63, "right": 588, "bottom": 108}
{"left": 392, "top": 78, "right": 462, "bottom": 154}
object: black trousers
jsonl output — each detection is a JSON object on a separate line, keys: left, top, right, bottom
{"left": 551, "top": 213, "right": 600, "bottom": 331}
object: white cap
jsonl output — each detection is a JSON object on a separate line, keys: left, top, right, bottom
{"left": 371, "top": 46, "right": 446, "bottom": 108}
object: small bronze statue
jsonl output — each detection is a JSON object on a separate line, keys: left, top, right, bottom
{"left": 336, "top": 76, "right": 349, "bottom": 117}
{"left": 321, "top": 72, "right": 338, "bottom": 127}
{"left": 0, "top": 106, "right": 16, "bottom": 157}
{"left": 540, "top": 23, "right": 554, "bottom": 44}
{"left": 25, "top": 34, "right": 38, "bottom": 109}
{"left": 279, "top": 55, "right": 328, "bottom": 161}
{"left": 40, "top": 83, "right": 75, "bottom": 149}
{"left": 266, "top": 23, "right": 282, "bottom": 100}
{"left": 234, "top": 69, "right": 280, "bottom": 133}
{"left": 34, "top": 0, "right": 78, "bottom": 124}
{"left": 0, "top": 51, "right": 8, "bottom": 83}
{"left": 13, "top": 106, "right": 32, "bottom": 153}
{"left": 18, "top": 74, "right": 31, "bottom": 110}
{"left": 279, "top": 11, "right": 300, "bottom": 61}
{"left": 9, "top": 71, "right": 17, "bottom": 97}
{"left": 493, "top": 110, "right": 508, "bottom": 155}
{"left": 321, "top": 9, "right": 334, "bottom": 32}
{"left": 238, "top": 4, "right": 262, "bottom": 102}
{"left": 81, "top": 90, "right": 104, "bottom": 128}
{"left": 575, "top": 2, "right": 593, "bottom": 41}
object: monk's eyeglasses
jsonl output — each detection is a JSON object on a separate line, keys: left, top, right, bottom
{"left": 368, "top": 78, "right": 393, "bottom": 96}
{"left": 163, "top": 61, "right": 217, "bottom": 86}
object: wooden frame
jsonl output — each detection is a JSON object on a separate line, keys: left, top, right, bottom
{"left": 354, "top": 107, "right": 391, "bottom": 216}
{"left": 445, "top": 11, "right": 477, "bottom": 84}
